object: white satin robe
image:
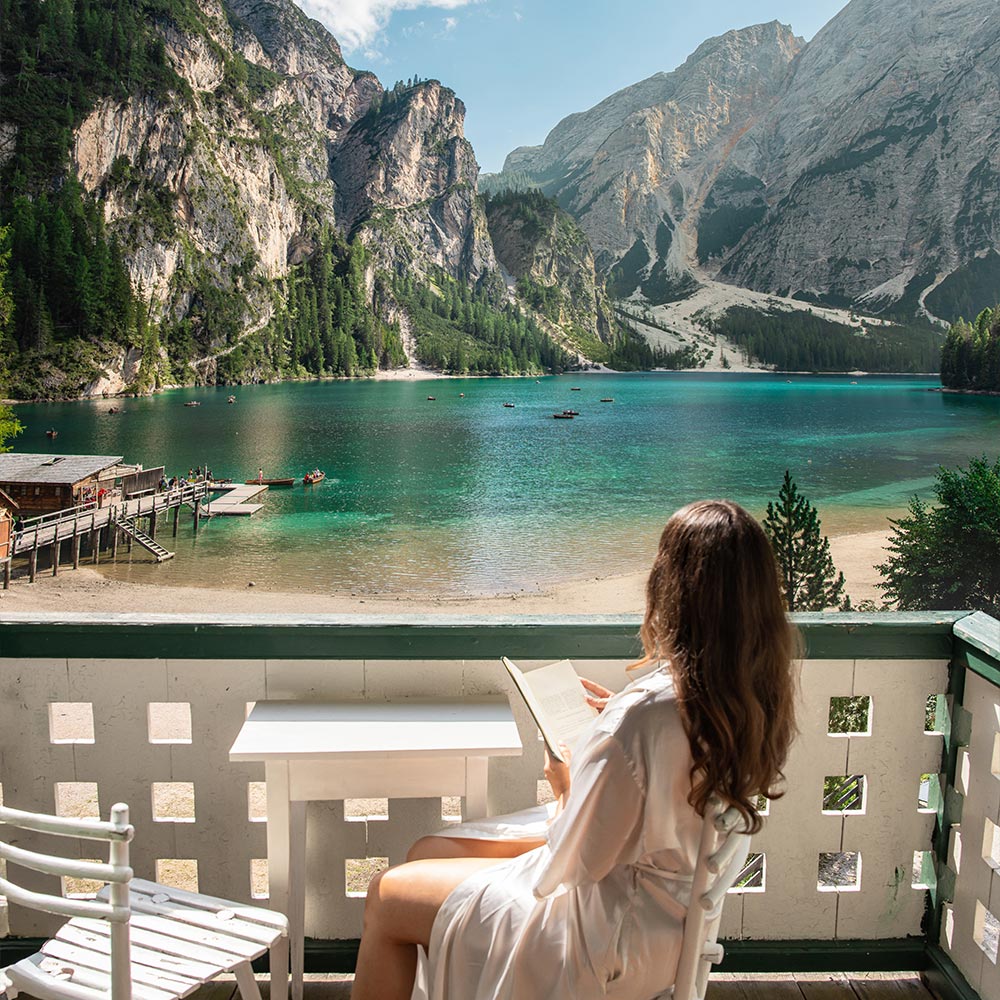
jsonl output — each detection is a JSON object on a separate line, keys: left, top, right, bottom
{"left": 411, "top": 667, "right": 703, "bottom": 1000}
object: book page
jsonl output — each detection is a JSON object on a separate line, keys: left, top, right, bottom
{"left": 503, "top": 657, "right": 598, "bottom": 762}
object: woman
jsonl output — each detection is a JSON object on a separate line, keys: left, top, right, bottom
{"left": 352, "top": 500, "right": 798, "bottom": 1000}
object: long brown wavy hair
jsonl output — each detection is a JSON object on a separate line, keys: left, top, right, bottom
{"left": 632, "top": 500, "right": 798, "bottom": 833}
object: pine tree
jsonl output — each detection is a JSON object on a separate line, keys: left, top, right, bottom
{"left": 763, "top": 470, "right": 847, "bottom": 611}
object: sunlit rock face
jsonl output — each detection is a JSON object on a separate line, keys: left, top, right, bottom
{"left": 67, "top": 0, "right": 494, "bottom": 349}
{"left": 497, "top": 0, "right": 1000, "bottom": 321}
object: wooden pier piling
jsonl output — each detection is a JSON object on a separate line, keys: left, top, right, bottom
{"left": 73, "top": 533, "right": 81, "bottom": 570}
{"left": 173, "top": 505, "right": 180, "bottom": 536}
{"left": 29, "top": 548, "right": 37, "bottom": 583}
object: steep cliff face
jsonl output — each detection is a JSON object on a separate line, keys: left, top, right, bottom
{"left": 332, "top": 82, "right": 496, "bottom": 282}
{"left": 717, "top": 0, "right": 1000, "bottom": 321}
{"left": 485, "top": 191, "right": 613, "bottom": 357}
{"left": 56, "top": 0, "right": 495, "bottom": 384}
{"left": 495, "top": 0, "right": 1000, "bottom": 322}
{"left": 500, "top": 22, "right": 802, "bottom": 302}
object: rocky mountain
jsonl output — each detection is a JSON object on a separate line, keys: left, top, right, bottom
{"left": 497, "top": 21, "right": 803, "bottom": 303}
{"left": 485, "top": 190, "right": 614, "bottom": 361}
{"left": 493, "top": 0, "right": 1000, "bottom": 324}
{"left": 0, "top": 0, "right": 523, "bottom": 397}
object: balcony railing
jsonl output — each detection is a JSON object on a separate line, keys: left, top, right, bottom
{"left": 1, "top": 610, "right": 999, "bottom": 999}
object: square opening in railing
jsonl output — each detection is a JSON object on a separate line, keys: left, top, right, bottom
{"left": 983, "top": 817, "right": 1000, "bottom": 873}
{"left": 346, "top": 857, "right": 388, "bottom": 898}
{"left": 62, "top": 860, "right": 104, "bottom": 900}
{"left": 345, "top": 798, "right": 389, "bottom": 822}
{"left": 248, "top": 781, "right": 267, "bottom": 823}
{"left": 537, "top": 780, "right": 556, "bottom": 807}
{"left": 155, "top": 859, "right": 199, "bottom": 893}
{"left": 828, "top": 696, "right": 871, "bottom": 737}
{"left": 250, "top": 858, "right": 269, "bottom": 900}
{"left": 918, "top": 773, "right": 941, "bottom": 813}
{"left": 48, "top": 702, "right": 95, "bottom": 744}
{"left": 147, "top": 702, "right": 192, "bottom": 744}
{"left": 911, "top": 850, "right": 936, "bottom": 891}
{"left": 974, "top": 899, "right": 1000, "bottom": 964}
{"left": 151, "top": 782, "right": 196, "bottom": 823}
{"left": 818, "top": 852, "right": 862, "bottom": 892}
{"left": 822, "top": 775, "right": 866, "bottom": 814}
{"left": 54, "top": 782, "right": 100, "bottom": 820}
{"left": 925, "top": 693, "right": 949, "bottom": 736}
{"left": 729, "top": 852, "right": 765, "bottom": 893}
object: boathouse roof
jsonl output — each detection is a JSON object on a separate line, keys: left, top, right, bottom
{"left": 0, "top": 453, "right": 124, "bottom": 486}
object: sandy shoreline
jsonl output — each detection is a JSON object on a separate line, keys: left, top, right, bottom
{"left": 0, "top": 529, "right": 890, "bottom": 616}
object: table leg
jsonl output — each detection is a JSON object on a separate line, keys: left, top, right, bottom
{"left": 290, "top": 800, "right": 306, "bottom": 1000}
{"left": 466, "top": 756, "right": 489, "bottom": 819}
{"left": 265, "top": 761, "right": 291, "bottom": 1000}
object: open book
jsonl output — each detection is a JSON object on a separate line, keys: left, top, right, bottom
{"left": 502, "top": 657, "right": 599, "bottom": 763}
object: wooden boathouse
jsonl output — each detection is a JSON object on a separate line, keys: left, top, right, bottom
{"left": 0, "top": 453, "right": 133, "bottom": 514}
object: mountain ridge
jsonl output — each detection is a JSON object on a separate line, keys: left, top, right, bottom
{"left": 490, "top": 0, "right": 1000, "bottom": 325}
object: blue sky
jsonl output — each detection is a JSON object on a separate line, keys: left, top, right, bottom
{"left": 296, "top": 0, "right": 849, "bottom": 173}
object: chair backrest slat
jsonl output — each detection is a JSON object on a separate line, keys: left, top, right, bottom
{"left": 0, "top": 804, "right": 132, "bottom": 842}
{"left": 672, "top": 800, "right": 755, "bottom": 1000}
{"left": 0, "top": 875, "right": 128, "bottom": 923}
{"left": 0, "top": 840, "right": 132, "bottom": 883}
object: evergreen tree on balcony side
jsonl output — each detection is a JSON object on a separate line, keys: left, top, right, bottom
{"left": 877, "top": 456, "right": 1000, "bottom": 617}
{"left": 763, "top": 470, "right": 847, "bottom": 611}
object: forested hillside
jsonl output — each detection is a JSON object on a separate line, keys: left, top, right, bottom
{"left": 0, "top": 0, "right": 589, "bottom": 400}
{"left": 705, "top": 308, "right": 943, "bottom": 373}
{"left": 940, "top": 307, "right": 1000, "bottom": 392}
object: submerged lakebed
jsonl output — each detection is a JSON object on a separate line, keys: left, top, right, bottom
{"left": 11, "top": 373, "right": 1000, "bottom": 597}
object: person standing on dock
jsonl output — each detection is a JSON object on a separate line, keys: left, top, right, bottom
{"left": 257, "top": 467, "right": 264, "bottom": 484}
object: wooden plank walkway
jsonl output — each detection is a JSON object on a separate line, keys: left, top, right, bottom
{"left": 190, "top": 971, "right": 935, "bottom": 1000}
{"left": 204, "top": 482, "right": 267, "bottom": 517}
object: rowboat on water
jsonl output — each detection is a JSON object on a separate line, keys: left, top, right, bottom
{"left": 303, "top": 469, "right": 326, "bottom": 485}
{"left": 246, "top": 477, "right": 295, "bottom": 486}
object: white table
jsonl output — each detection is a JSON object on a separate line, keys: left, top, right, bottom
{"left": 229, "top": 700, "right": 523, "bottom": 1000}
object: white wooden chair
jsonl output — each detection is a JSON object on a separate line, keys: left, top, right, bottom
{"left": 668, "top": 799, "right": 754, "bottom": 1000}
{"left": 0, "top": 802, "right": 288, "bottom": 1000}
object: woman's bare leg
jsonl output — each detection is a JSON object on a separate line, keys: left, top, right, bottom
{"left": 406, "top": 835, "right": 545, "bottom": 862}
{"left": 352, "top": 857, "right": 504, "bottom": 1000}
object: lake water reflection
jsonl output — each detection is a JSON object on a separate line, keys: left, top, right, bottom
{"left": 11, "top": 374, "right": 999, "bottom": 595}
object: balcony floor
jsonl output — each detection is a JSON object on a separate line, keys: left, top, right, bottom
{"left": 196, "top": 971, "right": 934, "bottom": 999}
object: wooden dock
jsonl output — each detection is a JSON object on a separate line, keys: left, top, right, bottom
{"left": 205, "top": 482, "right": 267, "bottom": 516}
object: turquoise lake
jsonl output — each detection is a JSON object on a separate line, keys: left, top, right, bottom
{"left": 10, "top": 374, "right": 1000, "bottom": 595}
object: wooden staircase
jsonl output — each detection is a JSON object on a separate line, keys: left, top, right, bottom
{"left": 114, "top": 515, "right": 175, "bottom": 562}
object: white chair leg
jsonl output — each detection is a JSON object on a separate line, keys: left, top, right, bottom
{"left": 233, "top": 961, "right": 263, "bottom": 1000}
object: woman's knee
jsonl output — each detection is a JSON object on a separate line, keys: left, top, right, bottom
{"left": 407, "top": 836, "right": 457, "bottom": 862}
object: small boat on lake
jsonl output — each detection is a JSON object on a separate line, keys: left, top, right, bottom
{"left": 303, "top": 469, "right": 325, "bottom": 485}
{"left": 45, "top": 428, "right": 58, "bottom": 438}
{"left": 562, "top": 410, "right": 580, "bottom": 416}
{"left": 427, "top": 396, "right": 436, "bottom": 401}
{"left": 570, "top": 387, "right": 582, "bottom": 391}
{"left": 503, "top": 402, "right": 516, "bottom": 408}
{"left": 184, "top": 401, "right": 201, "bottom": 407}
{"left": 600, "top": 398, "right": 614, "bottom": 403}
{"left": 553, "top": 412, "right": 574, "bottom": 420}
{"left": 245, "top": 477, "right": 295, "bottom": 487}
{"left": 228, "top": 395, "right": 236, "bottom": 403}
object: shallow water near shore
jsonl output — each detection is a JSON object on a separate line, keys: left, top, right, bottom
{"left": 11, "top": 373, "right": 1000, "bottom": 596}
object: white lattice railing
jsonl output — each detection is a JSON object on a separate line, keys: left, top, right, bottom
{"left": 0, "top": 612, "right": 959, "bottom": 957}
{"left": 938, "top": 611, "right": 1000, "bottom": 999}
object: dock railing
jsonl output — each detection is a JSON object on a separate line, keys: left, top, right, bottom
{"left": 0, "top": 611, "right": 998, "bottom": 998}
